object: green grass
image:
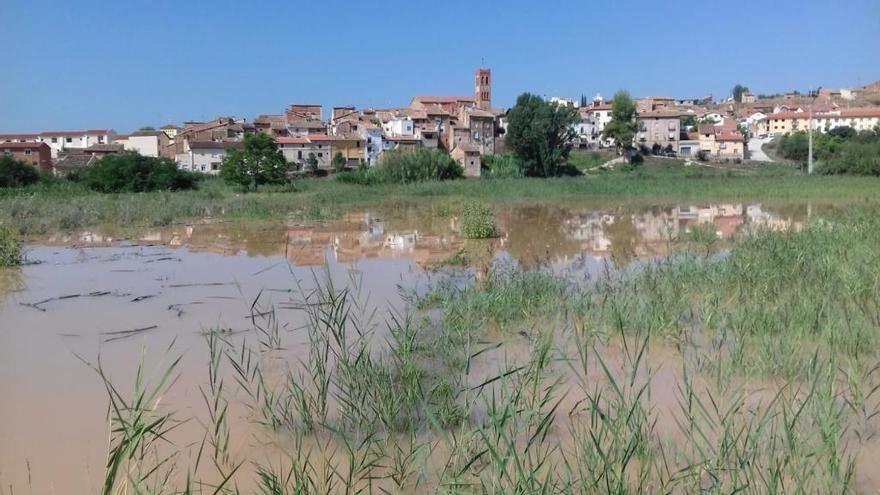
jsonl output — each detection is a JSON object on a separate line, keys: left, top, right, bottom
{"left": 0, "top": 224, "right": 21, "bottom": 266}
{"left": 2, "top": 171, "right": 878, "bottom": 238}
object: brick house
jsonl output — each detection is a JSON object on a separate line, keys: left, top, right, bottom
{"left": 0, "top": 142, "right": 52, "bottom": 170}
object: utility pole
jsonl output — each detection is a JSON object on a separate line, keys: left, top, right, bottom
{"left": 807, "top": 87, "right": 814, "bottom": 175}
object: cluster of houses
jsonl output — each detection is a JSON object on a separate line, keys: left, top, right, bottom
{"left": 0, "top": 69, "right": 501, "bottom": 178}
{"left": 3, "top": 73, "right": 879, "bottom": 175}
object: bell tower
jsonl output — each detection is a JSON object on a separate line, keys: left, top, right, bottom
{"left": 475, "top": 68, "right": 491, "bottom": 110}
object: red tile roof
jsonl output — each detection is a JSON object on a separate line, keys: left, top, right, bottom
{"left": 275, "top": 137, "right": 311, "bottom": 145}
{"left": 306, "top": 134, "right": 337, "bottom": 141}
{"left": 839, "top": 108, "right": 880, "bottom": 118}
{"left": 412, "top": 95, "right": 475, "bottom": 103}
{"left": 0, "top": 142, "right": 51, "bottom": 150}
{"left": 0, "top": 134, "right": 38, "bottom": 140}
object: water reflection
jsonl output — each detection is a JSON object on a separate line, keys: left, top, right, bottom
{"left": 43, "top": 203, "right": 810, "bottom": 270}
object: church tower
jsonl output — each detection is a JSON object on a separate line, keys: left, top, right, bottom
{"left": 475, "top": 68, "right": 491, "bottom": 110}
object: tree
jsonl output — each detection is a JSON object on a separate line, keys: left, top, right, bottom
{"left": 78, "top": 152, "right": 196, "bottom": 192}
{"left": 732, "top": 84, "right": 750, "bottom": 103}
{"left": 0, "top": 155, "right": 41, "bottom": 188}
{"left": 580, "top": 94, "right": 588, "bottom": 107}
{"left": 332, "top": 151, "right": 346, "bottom": 173}
{"left": 219, "top": 133, "right": 288, "bottom": 190}
{"left": 602, "top": 90, "right": 637, "bottom": 155}
{"left": 306, "top": 153, "right": 319, "bottom": 173}
{"left": 505, "top": 93, "right": 579, "bottom": 177}
{"left": 681, "top": 114, "right": 697, "bottom": 129}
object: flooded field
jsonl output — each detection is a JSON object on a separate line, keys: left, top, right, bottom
{"left": 2, "top": 201, "right": 878, "bottom": 493}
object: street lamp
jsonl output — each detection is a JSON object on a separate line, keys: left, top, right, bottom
{"left": 807, "top": 87, "right": 815, "bottom": 175}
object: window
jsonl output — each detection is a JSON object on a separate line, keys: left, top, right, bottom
{"left": 367, "top": 137, "right": 372, "bottom": 144}
{"left": 51, "top": 137, "right": 58, "bottom": 143}
{"left": 24, "top": 148, "right": 32, "bottom": 155}
{"left": 98, "top": 136, "right": 104, "bottom": 144}
{"left": 318, "top": 152, "right": 323, "bottom": 157}
{"left": 65, "top": 137, "right": 72, "bottom": 143}
{"left": 211, "top": 163, "right": 219, "bottom": 171}
{"left": 297, "top": 150, "right": 302, "bottom": 159}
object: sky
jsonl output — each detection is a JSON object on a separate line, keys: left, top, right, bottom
{"left": 1, "top": 0, "right": 878, "bottom": 133}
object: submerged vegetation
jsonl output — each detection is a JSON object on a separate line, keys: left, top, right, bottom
{"left": 0, "top": 224, "right": 22, "bottom": 266}
{"left": 77, "top": 209, "right": 880, "bottom": 493}
{"left": 459, "top": 201, "right": 497, "bottom": 239}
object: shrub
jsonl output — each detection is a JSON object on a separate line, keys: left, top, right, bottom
{"left": 817, "top": 140, "right": 880, "bottom": 176}
{"left": 482, "top": 154, "right": 524, "bottom": 179}
{"left": 376, "top": 149, "right": 463, "bottom": 183}
{"left": 629, "top": 153, "right": 645, "bottom": 165}
{"left": 0, "top": 224, "right": 22, "bottom": 266}
{"left": 459, "top": 201, "right": 497, "bottom": 239}
{"left": 0, "top": 155, "right": 40, "bottom": 188}
{"left": 332, "top": 151, "right": 347, "bottom": 173}
{"left": 336, "top": 166, "right": 383, "bottom": 185}
{"left": 79, "top": 152, "right": 197, "bottom": 193}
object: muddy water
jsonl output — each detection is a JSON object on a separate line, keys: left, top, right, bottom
{"left": 0, "top": 202, "right": 824, "bottom": 492}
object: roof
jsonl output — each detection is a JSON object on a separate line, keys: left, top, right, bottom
{"left": 160, "top": 124, "right": 180, "bottom": 130}
{"left": 716, "top": 130, "right": 744, "bottom": 142}
{"left": 0, "top": 142, "right": 50, "bottom": 150}
{"left": 839, "top": 107, "right": 880, "bottom": 118}
{"left": 412, "top": 95, "right": 475, "bottom": 103}
{"left": 0, "top": 134, "right": 39, "bottom": 140}
{"left": 638, "top": 110, "right": 684, "bottom": 118}
{"left": 467, "top": 108, "right": 495, "bottom": 118}
{"left": 130, "top": 130, "right": 165, "bottom": 137}
{"left": 275, "top": 137, "right": 311, "bottom": 145}
{"left": 697, "top": 123, "right": 716, "bottom": 135}
{"left": 305, "top": 134, "right": 337, "bottom": 142}
{"left": 384, "top": 135, "right": 421, "bottom": 142}
{"left": 38, "top": 129, "right": 112, "bottom": 137}
{"left": 84, "top": 144, "right": 124, "bottom": 152}
{"left": 189, "top": 141, "right": 243, "bottom": 150}
{"left": 288, "top": 120, "right": 326, "bottom": 129}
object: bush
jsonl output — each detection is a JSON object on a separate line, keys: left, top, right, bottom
{"left": 376, "top": 149, "right": 463, "bottom": 183}
{"left": 0, "top": 155, "right": 40, "bottom": 188}
{"left": 460, "top": 201, "right": 497, "bottom": 239}
{"left": 79, "top": 152, "right": 197, "bottom": 193}
{"left": 817, "top": 140, "right": 880, "bottom": 176}
{"left": 629, "top": 153, "right": 645, "bottom": 165}
{"left": 481, "top": 154, "right": 524, "bottom": 179}
{"left": 0, "top": 224, "right": 22, "bottom": 266}
{"left": 336, "top": 166, "right": 383, "bottom": 185}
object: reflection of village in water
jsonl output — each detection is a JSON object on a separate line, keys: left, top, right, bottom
{"left": 48, "top": 204, "right": 808, "bottom": 268}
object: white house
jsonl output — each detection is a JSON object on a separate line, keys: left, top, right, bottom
{"left": 36, "top": 129, "right": 116, "bottom": 158}
{"left": 358, "top": 125, "right": 384, "bottom": 165}
{"left": 383, "top": 116, "right": 414, "bottom": 137}
{"left": 550, "top": 96, "right": 578, "bottom": 108}
{"left": 121, "top": 131, "right": 168, "bottom": 157}
{"left": 175, "top": 141, "right": 241, "bottom": 174}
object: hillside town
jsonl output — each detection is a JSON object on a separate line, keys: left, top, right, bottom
{"left": 2, "top": 69, "right": 879, "bottom": 177}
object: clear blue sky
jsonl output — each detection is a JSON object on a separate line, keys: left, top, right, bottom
{"left": 1, "top": 0, "right": 878, "bottom": 133}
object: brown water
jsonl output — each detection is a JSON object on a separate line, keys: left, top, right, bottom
{"left": 0, "top": 201, "right": 850, "bottom": 493}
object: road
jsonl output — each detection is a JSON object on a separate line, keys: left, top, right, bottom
{"left": 748, "top": 136, "right": 775, "bottom": 162}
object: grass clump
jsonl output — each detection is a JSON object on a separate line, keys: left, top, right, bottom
{"left": 0, "top": 224, "right": 22, "bottom": 266}
{"left": 459, "top": 201, "right": 497, "bottom": 239}
{"left": 338, "top": 149, "right": 463, "bottom": 185}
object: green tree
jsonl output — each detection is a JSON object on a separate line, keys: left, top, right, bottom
{"left": 505, "top": 93, "right": 579, "bottom": 177}
{"left": 78, "top": 152, "right": 196, "bottom": 192}
{"left": 332, "top": 151, "right": 346, "bottom": 173}
{"left": 681, "top": 114, "right": 697, "bottom": 129}
{"left": 580, "top": 94, "right": 588, "bottom": 107}
{"left": 0, "top": 155, "right": 41, "bottom": 188}
{"left": 219, "top": 133, "right": 288, "bottom": 190}
{"left": 732, "top": 84, "right": 750, "bottom": 103}
{"left": 602, "top": 90, "right": 637, "bottom": 153}
{"left": 306, "top": 152, "right": 319, "bottom": 173}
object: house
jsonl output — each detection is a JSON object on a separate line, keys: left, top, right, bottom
{"left": 383, "top": 135, "right": 422, "bottom": 153}
{"left": 637, "top": 96, "right": 675, "bottom": 113}
{"left": 330, "top": 134, "right": 365, "bottom": 165}
{"left": 550, "top": 96, "right": 578, "bottom": 108}
{"left": 383, "top": 116, "right": 415, "bottom": 137}
{"left": 0, "top": 142, "right": 52, "bottom": 170}
{"left": 636, "top": 110, "right": 682, "bottom": 153}
{"left": 288, "top": 119, "right": 326, "bottom": 137}
{"left": 460, "top": 106, "right": 496, "bottom": 155}
{"left": 697, "top": 123, "right": 745, "bottom": 159}
{"left": 286, "top": 104, "right": 322, "bottom": 121}
{"left": 450, "top": 143, "right": 481, "bottom": 177}
{"left": 0, "top": 133, "right": 39, "bottom": 144}
{"left": 25, "top": 129, "right": 117, "bottom": 158}
{"left": 175, "top": 141, "right": 242, "bottom": 174}
{"left": 253, "top": 115, "right": 289, "bottom": 137}
{"left": 276, "top": 136, "right": 328, "bottom": 169}
{"left": 119, "top": 130, "right": 170, "bottom": 157}
{"left": 575, "top": 95, "right": 613, "bottom": 148}
{"left": 53, "top": 144, "right": 124, "bottom": 175}
{"left": 678, "top": 132, "right": 700, "bottom": 158}
{"left": 160, "top": 124, "right": 180, "bottom": 141}
{"left": 358, "top": 124, "right": 384, "bottom": 165}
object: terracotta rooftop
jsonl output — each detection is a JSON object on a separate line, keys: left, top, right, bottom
{"left": 275, "top": 137, "right": 311, "bottom": 145}
{"left": 0, "top": 142, "right": 50, "bottom": 149}
{"left": 0, "top": 134, "right": 39, "bottom": 140}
